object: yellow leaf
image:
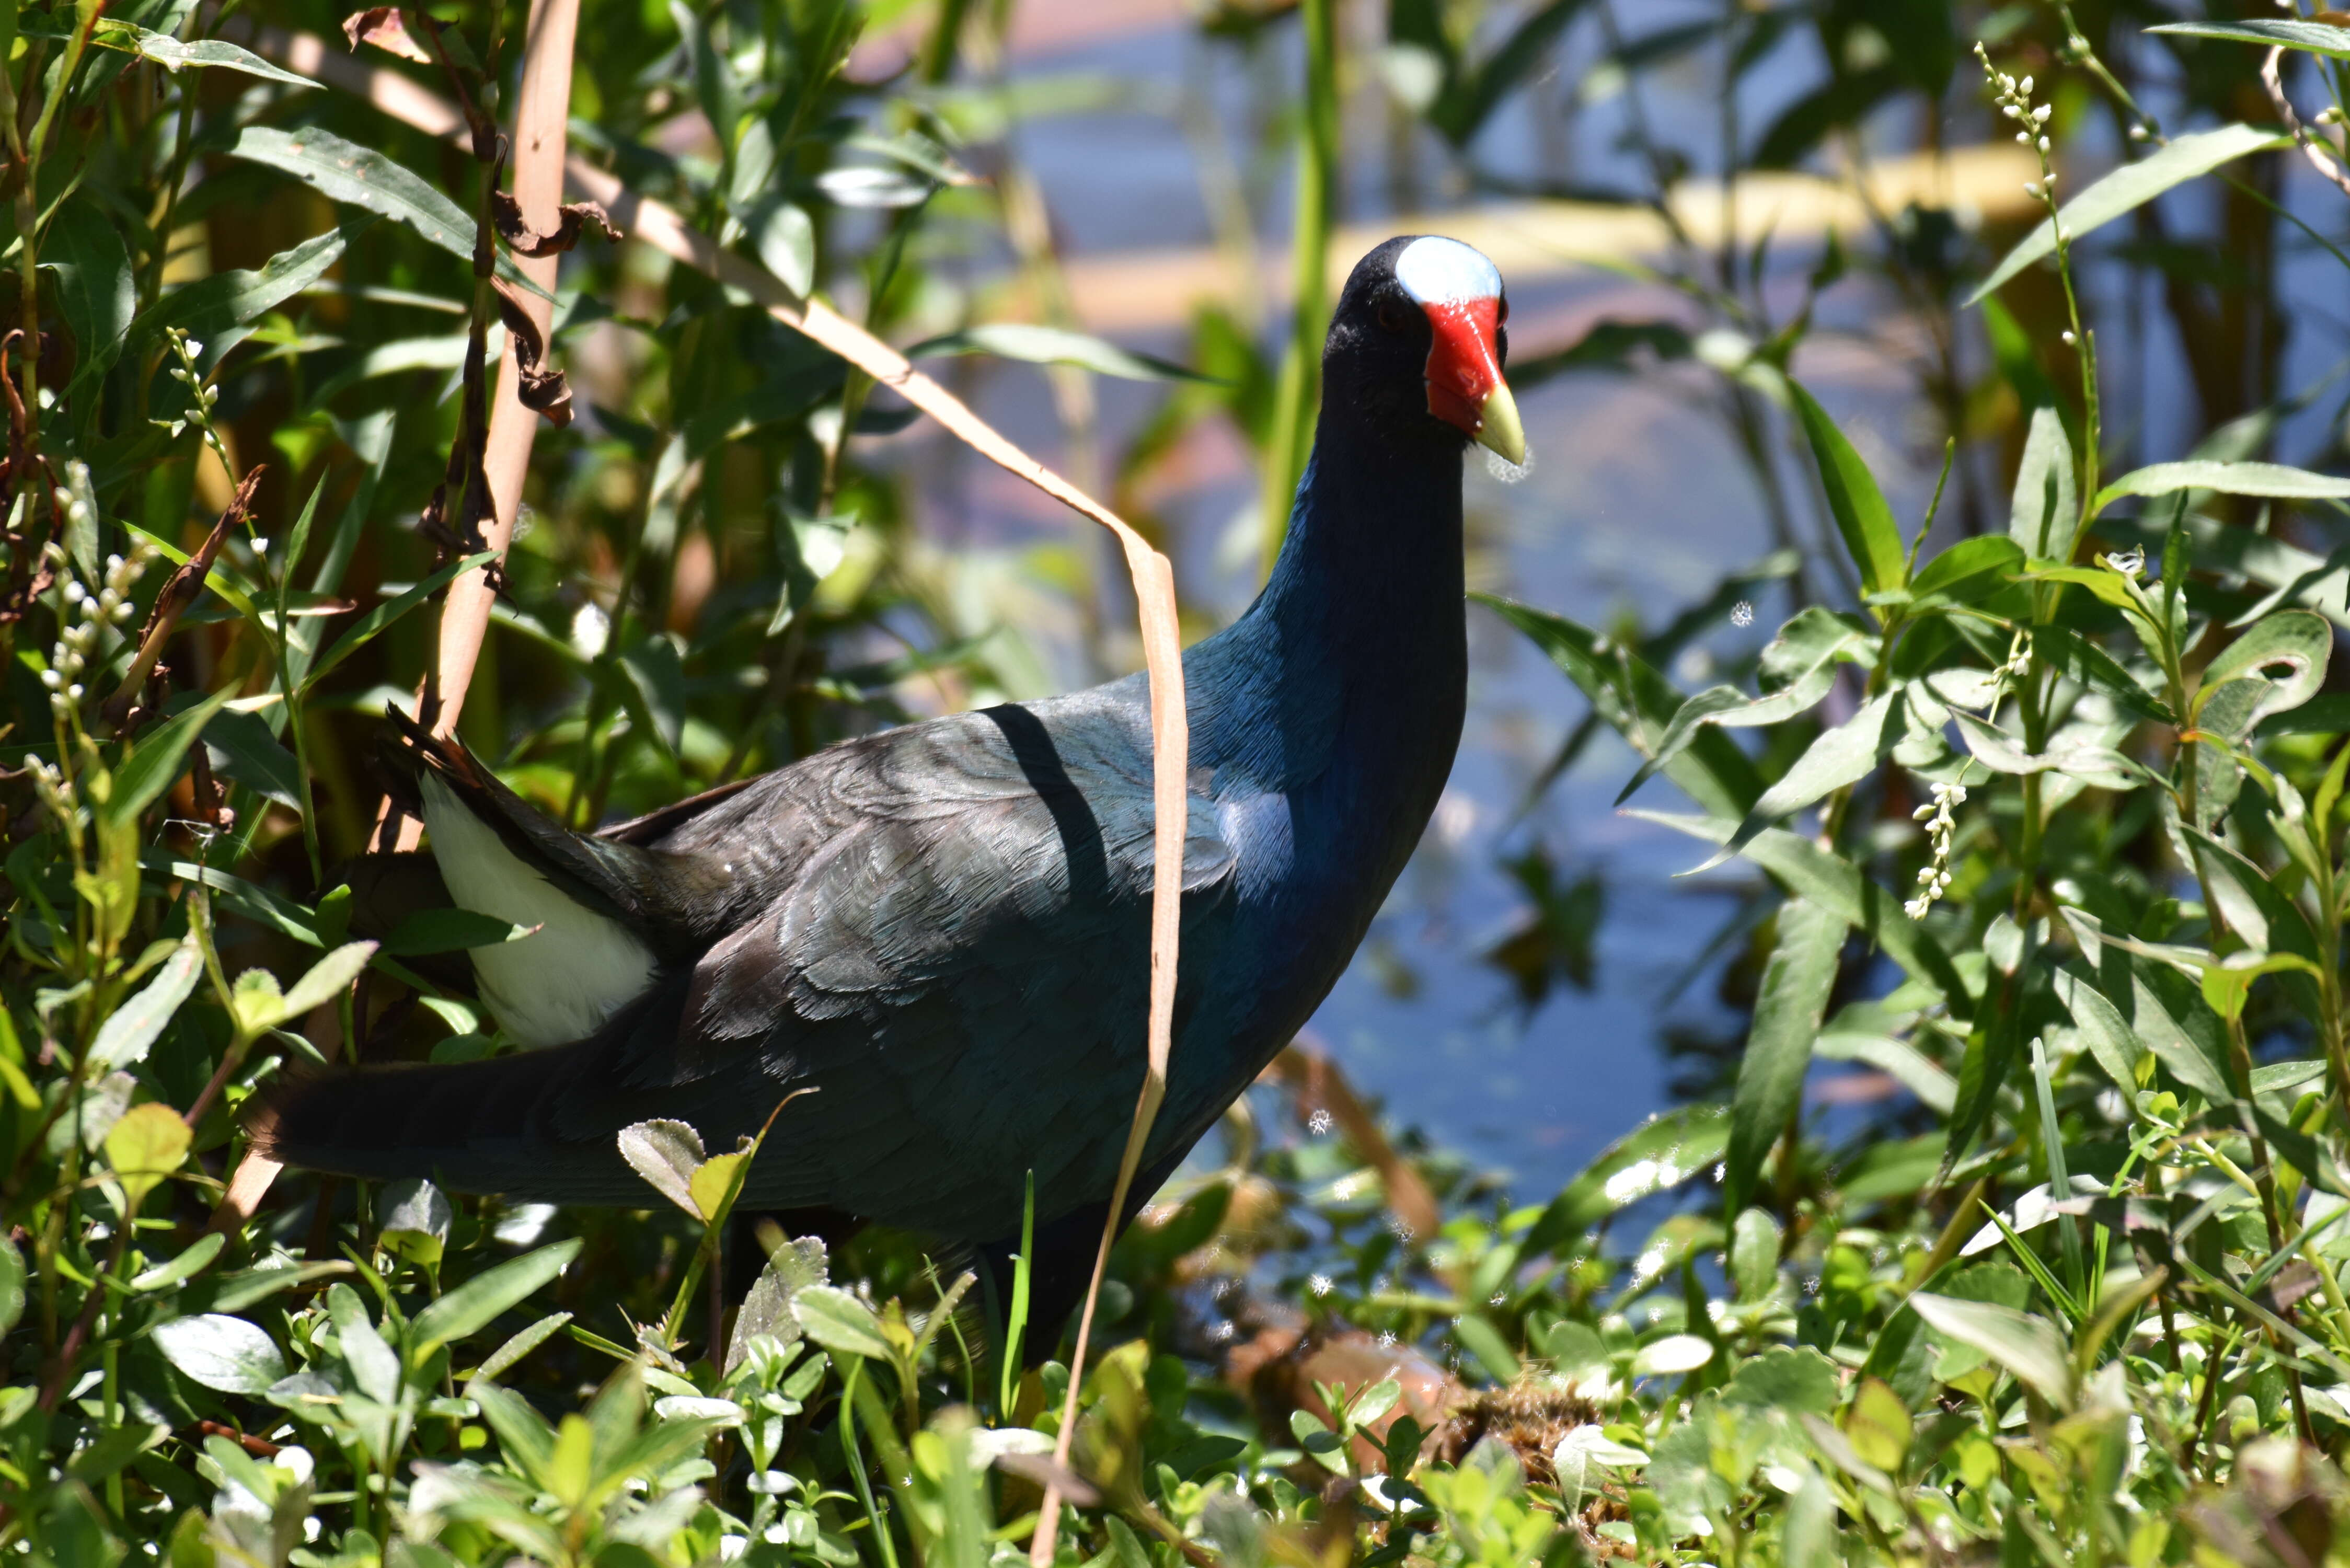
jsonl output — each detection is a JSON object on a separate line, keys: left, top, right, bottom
{"left": 689, "top": 1150, "right": 749, "bottom": 1224}
{"left": 1842, "top": 1377, "right": 1912, "bottom": 1474}
{"left": 106, "top": 1103, "right": 192, "bottom": 1215}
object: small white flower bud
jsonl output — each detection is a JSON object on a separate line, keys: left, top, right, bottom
{"left": 39, "top": 668, "right": 60, "bottom": 688}
{"left": 2019, "top": 75, "right": 2032, "bottom": 95}
{"left": 2017, "top": 131, "right": 2032, "bottom": 145}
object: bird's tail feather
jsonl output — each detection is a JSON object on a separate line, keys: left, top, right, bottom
{"left": 247, "top": 1044, "right": 653, "bottom": 1205}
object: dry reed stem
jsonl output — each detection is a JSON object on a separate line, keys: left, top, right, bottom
{"left": 214, "top": 3, "right": 580, "bottom": 1227}
{"left": 232, "top": 39, "right": 1194, "bottom": 1512}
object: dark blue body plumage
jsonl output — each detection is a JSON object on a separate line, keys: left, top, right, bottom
{"left": 256, "top": 235, "right": 1513, "bottom": 1319}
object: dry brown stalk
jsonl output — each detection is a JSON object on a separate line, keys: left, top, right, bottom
{"left": 231, "top": 47, "right": 1191, "bottom": 1528}
{"left": 101, "top": 466, "right": 263, "bottom": 730}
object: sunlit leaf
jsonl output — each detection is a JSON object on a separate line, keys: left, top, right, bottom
{"left": 154, "top": 1314, "right": 288, "bottom": 1395}
{"left": 1969, "top": 124, "right": 2287, "bottom": 304}
{"left": 1908, "top": 1292, "right": 2073, "bottom": 1405}
{"left": 1790, "top": 381, "right": 1907, "bottom": 599}
{"left": 1724, "top": 899, "right": 1842, "bottom": 1216}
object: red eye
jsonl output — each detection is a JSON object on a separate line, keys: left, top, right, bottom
{"left": 1376, "top": 302, "right": 1410, "bottom": 333}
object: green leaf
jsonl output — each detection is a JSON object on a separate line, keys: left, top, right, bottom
{"left": 1907, "top": 1293, "right": 2073, "bottom": 1406}
{"left": 303, "top": 551, "right": 498, "bottom": 693}
{"left": 228, "top": 126, "right": 467, "bottom": 272}
{"left": 386, "top": 908, "right": 535, "bottom": 956}
{"left": 125, "top": 28, "right": 319, "bottom": 88}
{"left": 1521, "top": 1103, "right": 1731, "bottom": 1255}
{"left": 1616, "top": 610, "right": 1865, "bottom": 805}
{"left": 131, "top": 1231, "right": 225, "bottom": 1293}
{"left": 1969, "top": 124, "right": 2287, "bottom": 304}
{"left": 203, "top": 710, "right": 303, "bottom": 812}
{"left": 616, "top": 1120, "right": 706, "bottom": 1218}
{"left": 154, "top": 1313, "right": 289, "bottom": 1395}
{"left": 792, "top": 1284, "right": 893, "bottom": 1361}
{"left": 1721, "top": 1345, "right": 1837, "bottom": 1415}
{"left": 1452, "top": 1313, "right": 1522, "bottom": 1384}
{"left": 408, "top": 1240, "right": 583, "bottom": 1362}
{"left": 1790, "top": 381, "right": 1906, "bottom": 598}
{"left": 2199, "top": 950, "right": 2322, "bottom": 1025}
{"left": 105, "top": 1103, "right": 191, "bottom": 1214}
{"left": 275, "top": 942, "right": 378, "bottom": 1025}
{"left": 0, "top": 1235, "right": 21, "bottom": 1341}
{"left": 2007, "top": 407, "right": 2078, "bottom": 561}
{"left": 469, "top": 1311, "right": 573, "bottom": 1386}
{"left": 1700, "top": 685, "right": 1930, "bottom": 869}
{"left": 2095, "top": 460, "right": 2350, "bottom": 513}
{"left": 2051, "top": 970, "right": 2145, "bottom": 1115}
{"left": 2148, "top": 19, "right": 2350, "bottom": 60}
{"left": 2194, "top": 609, "right": 2332, "bottom": 731}
{"left": 131, "top": 224, "right": 355, "bottom": 349}
{"left": 906, "top": 324, "right": 1209, "bottom": 383}
{"left": 1474, "top": 595, "right": 1761, "bottom": 820}
{"left": 1910, "top": 535, "right": 2024, "bottom": 602}
{"left": 42, "top": 204, "right": 134, "bottom": 394}
{"left": 89, "top": 937, "right": 202, "bottom": 1070}
{"left": 1724, "top": 900, "right": 1843, "bottom": 1216}
{"left": 377, "top": 1178, "right": 453, "bottom": 1266}
{"left": 1631, "top": 812, "right": 1973, "bottom": 1010}
{"left": 105, "top": 688, "right": 237, "bottom": 832}
{"left": 617, "top": 636, "right": 687, "bottom": 756}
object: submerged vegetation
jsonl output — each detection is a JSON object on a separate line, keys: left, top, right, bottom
{"left": 6, "top": 0, "right": 2350, "bottom": 1563}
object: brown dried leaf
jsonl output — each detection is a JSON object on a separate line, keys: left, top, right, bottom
{"left": 342, "top": 7, "right": 433, "bottom": 62}
{"left": 492, "top": 277, "right": 572, "bottom": 429}
{"left": 490, "top": 190, "right": 621, "bottom": 258}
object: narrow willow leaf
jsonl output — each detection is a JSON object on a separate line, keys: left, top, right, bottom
{"left": 131, "top": 1232, "right": 224, "bottom": 1293}
{"left": 1969, "top": 124, "right": 2287, "bottom": 304}
{"left": 408, "top": 1240, "right": 584, "bottom": 1361}
{"left": 1630, "top": 812, "right": 1972, "bottom": 1010}
{"left": 907, "top": 324, "right": 1208, "bottom": 382}
{"left": 470, "top": 1311, "right": 574, "bottom": 1387}
{"left": 131, "top": 224, "right": 354, "bottom": 349}
{"left": 1616, "top": 611, "right": 1864, "bottom": 804}
{"left": 1474, "top": 595, "right": 1761, "bottom": 820}
{"left": 304, "top": 551, "right": 498, "bottom": 693}
{"left": 226, "top": 129, "right": 545, "bottom": 302}
{"left": 2007, "top": 407, "right": 2078, "bottom": 561}
{"left": 1699, "top": 687, "right": 1914, "bottom": 869}
{"left": 1790, "top": 381, "right": 1907, "bottom": 598}
{"left": 1723, "top": 900, "right": 1844, "bottom": 1216}
{"left": 2148, "top": 19, "right": 2350, "bottom": 59}
{"left": 2096, "top": 460, "right": 2350, "bottom": 512}
{"left": 105, "top": 689, "right": 237, "bottom": 832}
{"left": 276, "top": 942, "right": 378, "bottom": 1024}
{"left": 2052, "top": 970, "right": 2146, "bottom": 1114}
{"left": 129, "top": 30, "right": 320, "bottom": 88}
{"left": 1520, "top": 1103, "right": 1731, "bottom": 1255}
{"left": 1911, "top": 535, "right": 2023, "bottom": 602}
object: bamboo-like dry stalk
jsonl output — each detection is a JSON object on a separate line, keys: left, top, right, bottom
{"left": 227, "top": 41, "right": 1192, "bottom": 1514}
{"left": 214, "top": 3, "right": 584, "bottom": 1228}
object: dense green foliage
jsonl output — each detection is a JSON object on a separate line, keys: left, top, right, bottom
{"left": 7, "top": 0, "right": 2350, "bottom": 1564}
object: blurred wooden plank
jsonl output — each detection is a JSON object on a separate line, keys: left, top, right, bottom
{"left": 1058, "top": 143, "right": 2043, "bottom": 332}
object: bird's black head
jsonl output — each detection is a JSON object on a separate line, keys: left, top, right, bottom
{"left": 1321, "top": 235, "right": 1525, "bottom": 465}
